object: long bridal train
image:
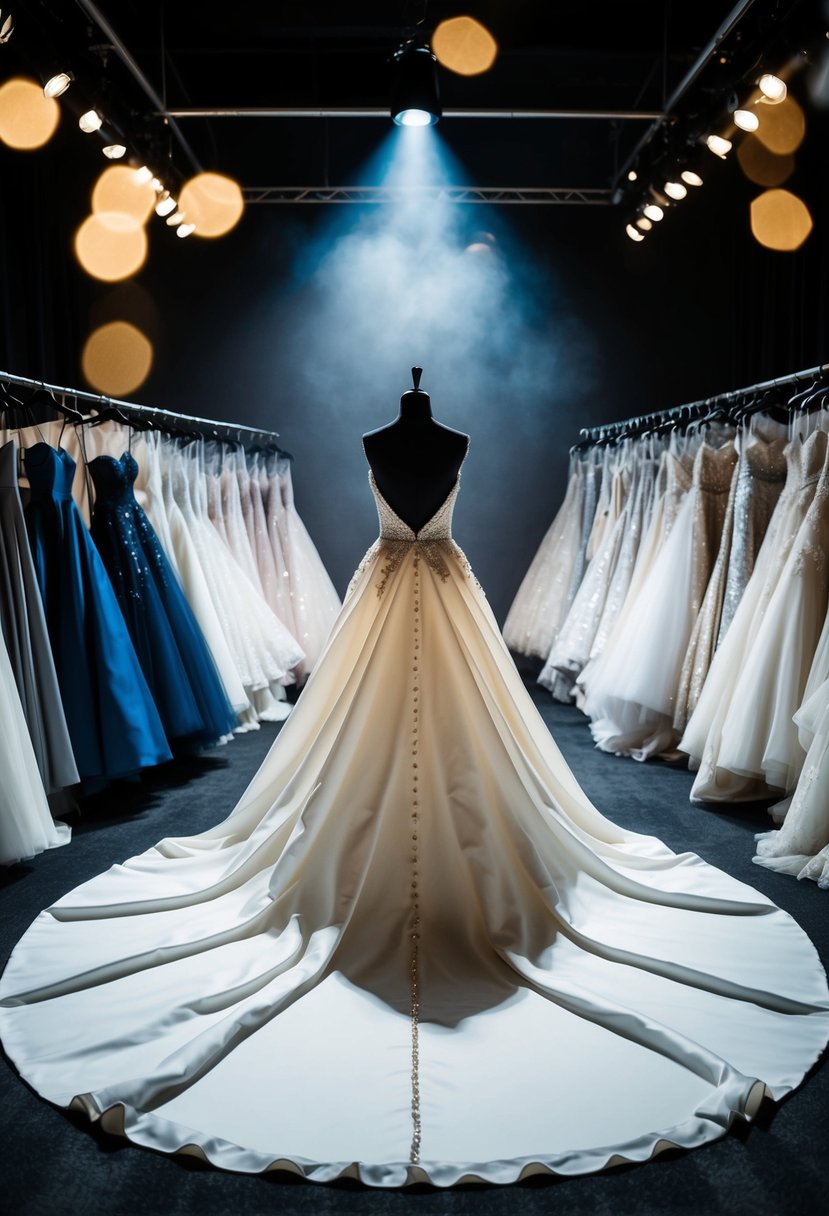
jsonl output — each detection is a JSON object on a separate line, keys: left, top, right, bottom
{"left": 1, "top": 466, "right": 827, "bottom": 1187}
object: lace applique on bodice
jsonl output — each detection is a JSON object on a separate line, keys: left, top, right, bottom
{"left": 348, "top": 470, "right": 471, "bottom": 597}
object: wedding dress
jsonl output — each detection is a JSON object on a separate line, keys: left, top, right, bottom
{"left": 683, "top": 426, "right": 829, "bottom": 801}
{"left": 266, "top": 454, "right": 341, "bottom": 674}
{"left": 753, "top": 601, "right": 829, "bottom": 886}
{"left": 502, "top": 453, "right": 591, "bottom": 659}
{"left": 0, "top": 627, "right": 70, "bottom": 864}
{"left": 539, "top": 449, "right": 629, "bottom": 699}
{"left": 1, "top": 459, "right": 827, "bottom": 1187}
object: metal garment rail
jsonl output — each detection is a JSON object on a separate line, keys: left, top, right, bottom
{"left": 0, "top": 369, "right": 280, "bottom": 443}
{"left": 579, "top": 361, "right": 829, "bottom": 442}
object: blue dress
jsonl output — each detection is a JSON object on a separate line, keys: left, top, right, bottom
{"left": 89, "top": 451, "right": 237, "bottom": 747}
{"left": 24, "top": 443, "right": 171, "bottom": 782}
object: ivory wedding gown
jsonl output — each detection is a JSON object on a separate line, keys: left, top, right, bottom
{"left": 1, "top": 460, "right": 828, "bottom": 1187}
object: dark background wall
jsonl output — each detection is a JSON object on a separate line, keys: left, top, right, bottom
{"left": 2, "top": 100, "right": 828, "bottom": 621}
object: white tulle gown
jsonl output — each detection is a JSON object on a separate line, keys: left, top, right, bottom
{"left": 1, "top": 461, "right": 827, "bottom": 1187}
{"left": 0, "top": 631, "right": 70, "bottom": 865}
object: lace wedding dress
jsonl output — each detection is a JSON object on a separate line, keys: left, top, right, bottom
{"left": 1, "top": 460, "right": 827, "bottom": 1186}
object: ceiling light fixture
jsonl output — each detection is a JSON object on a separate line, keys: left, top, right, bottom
{"left": 155, "top": 193, "right": 177, "bottom": 217}
{"left": 734, "top": 108, "right": 760, "bottom": 131}
{"left": 643, "top": 203, "right": 664, "bottom": 222}
{"left": 79, "top": 108, "right": 102, "bottom": 133}
{"left": 681, "top": 169, "right": 704, "bottom": 186}
{"left": 705, "top": 134, "right": 732, "bottom": 158}
{"left": 664, "top": 180, "right": 688, "bottom": 200}
{"left": 625, "top": 224, "right": 645, "bottom": 242}
{"left": 102, "top": 143, "right": 126, "bottom": 159}
{"left": 758, "top": 73, "right": 787, "bottom": 103}
{"left": 43, "top": 72, "right": 72, "bottom": 98}
{"left": 390, "top": 43, "right": 441, "bottom": 127}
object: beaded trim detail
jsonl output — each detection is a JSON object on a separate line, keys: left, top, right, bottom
{"left": 409, "top": 550, "right": 422, "bottom": 1164}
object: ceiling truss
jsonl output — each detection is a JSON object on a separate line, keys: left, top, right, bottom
{"left": 243, "top": 186, "right": 613, "bottom": 205}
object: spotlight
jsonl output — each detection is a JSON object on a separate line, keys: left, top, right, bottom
{"left": 390, "top": 43, "right": 441, "bottom": 127}
{"left": 625, "top": 224, "right": 645, "bottom": 242}
{"left": 43, "top": 72, "right": 72, "bottom": 98}
{"left": 705, "top": 134, "right": 732, "bottom": 158}
{"left": 79, "top": 109, "right": 103, "bottom": 133}
{"left": 627, "top": 170, "right": 638, "bottom": 182}
{"left": 133, "top": 165, "right": 153, "bottom": 184}
{"left": 734, "top": 108, "right": 760, "bottom": 131}
{"left": 176, "top": 222, "right": 195, "bottom": 238}
{"left": 681, "top": 169, "right": 704, "bottom": 186}
{"left": 758, "top": 73, "right": 787, "bottom": 103}
{"left": 664, "top": 180, "right": 688, "bottom": 200}
{"left": 635, "top": 216, "right": 653, "bottom": 231}
{"left": 102, "top": 143, "right": 126, "bottom": 159}
{"left": 155, "top": 193, "right": 177, "bottom": 217}
{"left": 643, "top": 203, "right": 664, "bottom": 222}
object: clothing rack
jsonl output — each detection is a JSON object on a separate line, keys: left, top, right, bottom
{"left": 577, "top": 361, "right": 829, "bottom": 446}
{"left": 0, "top": 368, "right": 284, "bottom": 449}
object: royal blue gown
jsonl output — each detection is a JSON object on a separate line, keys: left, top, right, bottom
{"left": 23, "top": 443, "right": 171, "bottom": 782}
{"left": 89, "top": 450, "right": 237, "bottom": 747}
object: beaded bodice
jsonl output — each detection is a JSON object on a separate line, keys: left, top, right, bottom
{"left": 370, "top": 469, "right": 459, "bottom": 542}
{"left": 347, "top": 469, "right": 469, "bottom": 598}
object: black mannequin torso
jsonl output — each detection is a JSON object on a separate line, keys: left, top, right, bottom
{"left": 363, "top": 369, "right": 469, "bottom": 534}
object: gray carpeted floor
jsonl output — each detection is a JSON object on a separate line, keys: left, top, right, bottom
{"left": 1, "top": 683, "right": 826, "bottom": 1216}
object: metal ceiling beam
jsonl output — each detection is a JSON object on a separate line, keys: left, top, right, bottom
{"left": 74, "top": 0, "right": 203, "bottom": 173}
{"left": 613, "top": 0, "right": 760, "bottom": 188}
{"left": 242, "top": 186, "right": 613, "bottom": 205}
{"left": 163, "top": 107, "right": 666, "bottom": 121}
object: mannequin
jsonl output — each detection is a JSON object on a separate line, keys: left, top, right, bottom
{"left": 363, "top": 367, "right": 469, "bottom": 534}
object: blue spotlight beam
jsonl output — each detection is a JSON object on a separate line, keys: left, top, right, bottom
{"left": 242, "top": 186, "right": 613, "bottom": 205}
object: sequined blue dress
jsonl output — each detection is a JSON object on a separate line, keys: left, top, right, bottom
{"left": 89, "top": 450, "right": 237, "bottom": 747}
{"left": 24, "top": 443, "right": 171, "bottom": 782}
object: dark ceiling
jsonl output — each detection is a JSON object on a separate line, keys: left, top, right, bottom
{"left": 2, "top": 1, "right": 823, "bottom": 197}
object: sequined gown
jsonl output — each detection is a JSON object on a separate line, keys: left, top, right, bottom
{"left": 2, "top": 455, "right": 827, "bottom": 1187}
{"left": 89, "top": 451, "right": 238, "bottom": 748}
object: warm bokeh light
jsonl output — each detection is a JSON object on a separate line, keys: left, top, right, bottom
{"left": 0, "top": 77, "right": 60, "bottom": 150}
{"left": 92, "top": 164, "right": 156, "bottom": 224}
{"left": 643, "top": 203, "right": 664, "bottom": 222}
{"left": 681, "top": 170, "right": 704, "bottom": 187}
{"left": 432, "top": 16, "right": 498, "bottom": 76}
{"left": 82, "top": 321, "right": 153, "bottom": 396}
{"left": 74, "top": 212, "right": 148, "bottom": 281}
{"left": 178, "top": 172, "right": 244, "bottom": 238}
{"left": 754, "top": 96, "right": 806, "bottom": 154}
{"left": 750, "top": 188, "right": 813, "bottom": 251}
{"left": 737, "top": 135, "right": 794, "bottom": 186}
